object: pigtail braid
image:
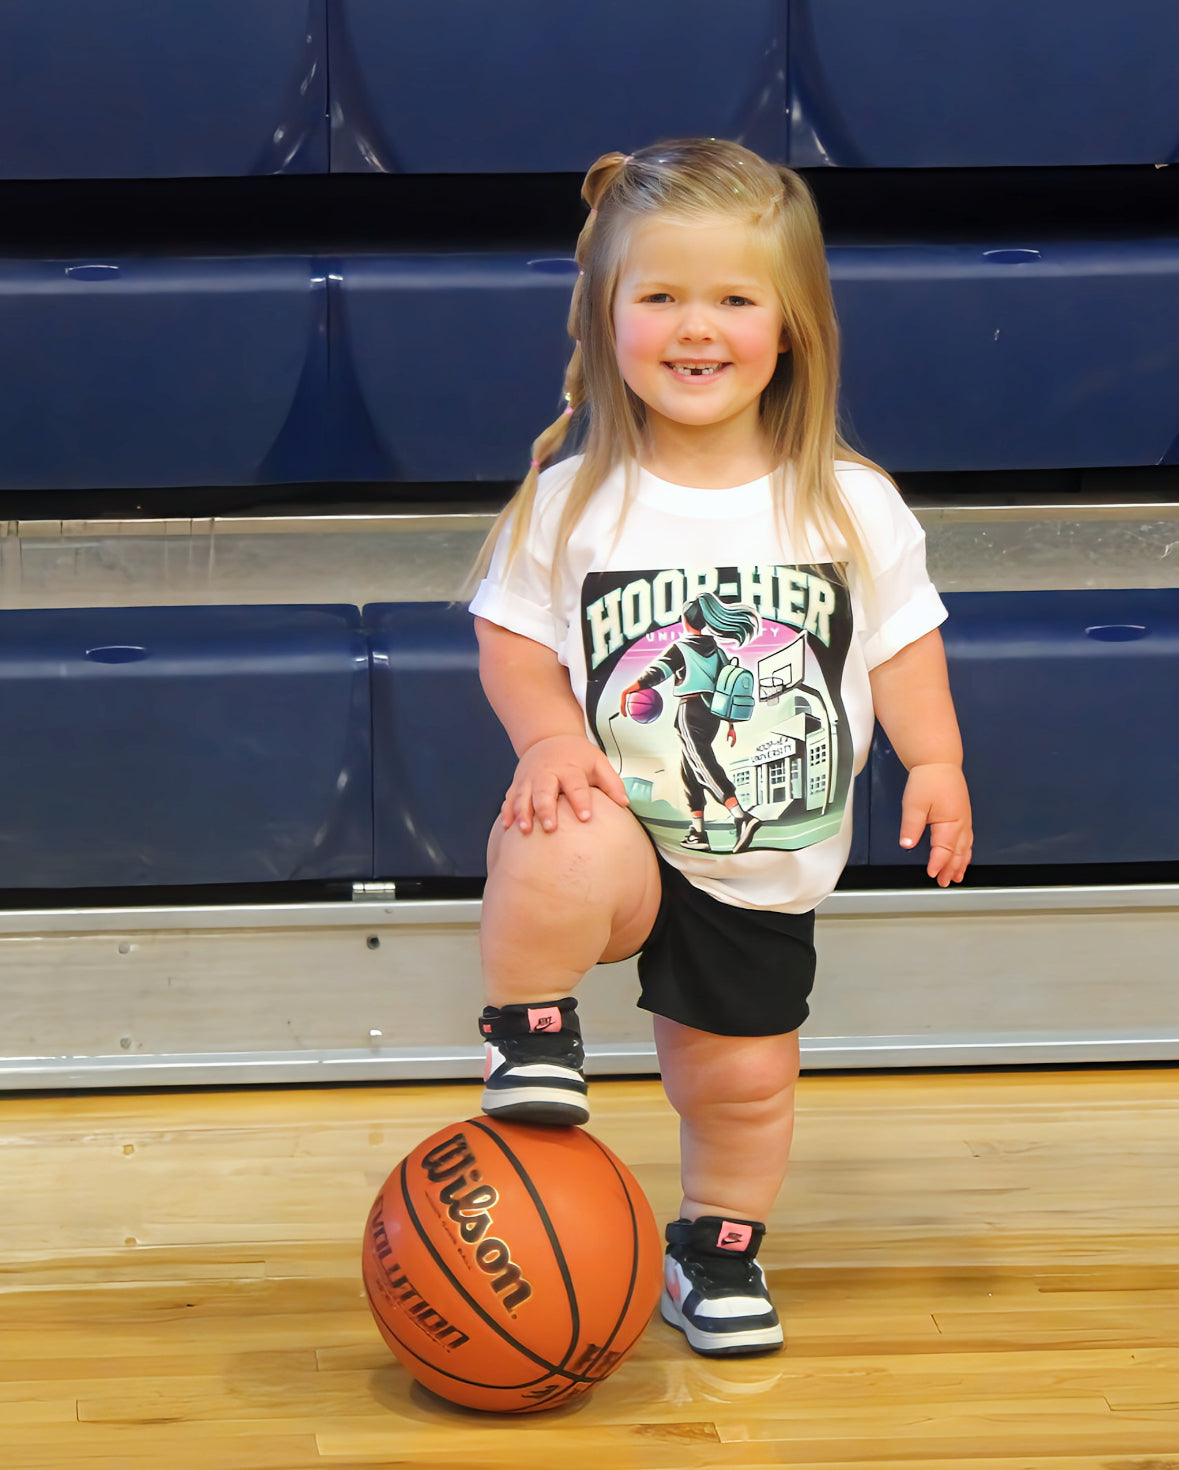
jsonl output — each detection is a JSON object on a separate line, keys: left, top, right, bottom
{"left": 525, "top": 272, "right": 588, "bottom": 478}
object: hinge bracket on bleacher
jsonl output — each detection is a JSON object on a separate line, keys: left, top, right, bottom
{"left": 352, "top": 881, "right": 398, "bottom": 901}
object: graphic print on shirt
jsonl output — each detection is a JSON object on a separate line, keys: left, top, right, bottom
{"left": 581, "top": 565, "right": 852, "bottom": 855}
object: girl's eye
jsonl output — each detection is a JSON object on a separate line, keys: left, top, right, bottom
{"left": 642, "top": 292, "right": 672, "bottom": 304}
{"left": 724, "top": 295, "right": 753, "bottom": 307}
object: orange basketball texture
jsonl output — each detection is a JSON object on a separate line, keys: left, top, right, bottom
{"left": 361, "top": 1116, "right": 663, "bottom": 1413}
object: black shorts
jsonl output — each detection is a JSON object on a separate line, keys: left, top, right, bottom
{"left": 635, "top": 852, "right": 816, "bottom": 1037}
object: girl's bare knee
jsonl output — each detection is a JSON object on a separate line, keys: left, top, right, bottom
{"left": 678, "top": 1068, "right": 797, "bottom": 1135}
{"left": 489, "top": 796, "right": 647, "bottom": 902}
{"left": 735, "top": 1046, "right": 801, "bottom": 1105}
{"left": 657, "top": 1023, "right": 800, "bottom": 1119}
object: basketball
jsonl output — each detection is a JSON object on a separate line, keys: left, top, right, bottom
{"left": 361, "top": 1116, "right": 663, "bottom": 1413}
{"left": 625, "top": 686, "right": 663, "bottom": 723}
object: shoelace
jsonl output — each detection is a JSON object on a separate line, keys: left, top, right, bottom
{"left": 678, "top": 1250, "right": 764, "bottom": 1292}
{"left": 497, "top": 1032, "right": 584, "bottom": 1067}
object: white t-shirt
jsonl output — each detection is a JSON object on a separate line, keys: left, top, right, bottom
{"left": 469, "top": 456, "right": 946, "bottom": 913}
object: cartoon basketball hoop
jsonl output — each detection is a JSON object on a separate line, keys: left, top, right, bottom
{"left": 756, "top": 634, "right": 805, "bottom": 706}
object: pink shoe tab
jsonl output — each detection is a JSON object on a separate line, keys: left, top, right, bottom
{"left": 716, "top": 1221, "right": 753, "bottom": 1252}
{"left": 527, "top": 1006, "right": 563, "bottom": 1034}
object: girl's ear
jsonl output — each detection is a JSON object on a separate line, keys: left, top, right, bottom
{"left": 779, "top": 326, "right": 791, "bottom": 353}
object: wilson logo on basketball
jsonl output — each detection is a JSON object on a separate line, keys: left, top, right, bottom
{"left": 422, "top": 1132, "right": 534, "bottom": 1312}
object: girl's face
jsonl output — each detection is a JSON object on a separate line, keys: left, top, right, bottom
{"left": 612, "top": 215, "right": 787, "bottom": 452}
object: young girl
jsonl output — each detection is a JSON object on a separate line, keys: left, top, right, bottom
{"left": 468, "top": 139, "right": 972, "bottom": 1357}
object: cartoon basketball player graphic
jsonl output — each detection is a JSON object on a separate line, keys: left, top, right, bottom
{"left": 619, "top": 592, "right": 762, "bottom": 854}
{"left": 581, "top": 563, "right": 854, "bottom": 857}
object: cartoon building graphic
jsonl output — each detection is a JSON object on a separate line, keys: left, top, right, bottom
{"left": 732, "top": 758, "right": 753, "bottom": 808}
{"left": 746, "top": 706, "right": 831, "bottom": 813}
{"left": 749, "top": 631, "right": 835, "bottom": 813}
{"left": 801, "top": 714, "right": 831, "bottom": 809}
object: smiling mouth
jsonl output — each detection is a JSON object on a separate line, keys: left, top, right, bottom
{"left": 666, "top": 362, "right": 728, "bottom": 378}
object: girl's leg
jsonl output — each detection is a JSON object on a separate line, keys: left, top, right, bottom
{"left": 478, "top": 789, "right": 660, "bottom": 1124}
{"left": 653, "top": 1015, "right": 800, "bottom": 1355}
{"left": 653, "top": 1017, "right": 800, "bottom": 1221}
{"left": 481, "top": 788, "right": 660, "bottom": 1006}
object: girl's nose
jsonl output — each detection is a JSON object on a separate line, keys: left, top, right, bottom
{"left": 677, "top": 304, "right": 715, "bottom": 341}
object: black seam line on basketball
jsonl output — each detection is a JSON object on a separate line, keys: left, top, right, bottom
{"left": 363, "top": 1273, "right": 572, "bottom": 1398}
{"left": 396, "top": 1145, "right": 598, "bottom": 1388}
{"left": 465, "top": 1118, "right": 583, "bottom": 1373}
{"left": 467, "top": 1121, "right": 649, "bottom": 1383}
{"left": 581, "top": 1130, "right": 645, "bottom": 1363}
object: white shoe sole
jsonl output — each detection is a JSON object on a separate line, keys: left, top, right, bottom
{"left": 481, "top": 1083, "right": 589, "bottom": 1126}
{"left": 660, "top": 1287, "right": 783, "bottom": 1356}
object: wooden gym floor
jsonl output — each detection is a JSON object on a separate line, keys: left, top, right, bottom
{"left": 2, "top": 1066, "right": 1178, "bottom": 1469}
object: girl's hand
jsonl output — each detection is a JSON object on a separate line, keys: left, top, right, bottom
{"left": 501, "top": 734, "right": 629, "bottom": 835}
{"left": 899, "top": 762, "right": 973, "bottom": 886}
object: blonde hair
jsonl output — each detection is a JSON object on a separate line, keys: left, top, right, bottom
{"left": 470, "top": 137, "right": 886, "bottom": 592}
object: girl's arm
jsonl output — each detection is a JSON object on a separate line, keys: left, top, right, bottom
{"left": 475, "top": 616, "right": 629, "bottom": 835}
{"left": 868, "top": 628, "right": 973, "bottom": 886}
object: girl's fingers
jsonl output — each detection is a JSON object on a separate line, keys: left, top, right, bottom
{"left": 502, "top": 784, "right": 535, "bottom": 834}
{"left": 927, "top": 827, "right": 973, "bottom": 884}
{"left": 505, "top": 748, "right": 629, "bottom": 833}
{"left": 531, "top": 787, "right": 557, "bottom": 833}
{"left": 591, "top": 754, "right": 629, "bottom": 808}
{"left": 565, "top": 772, "right": 594, "bottom": 822}
{"left": 898, "top": 797, "right": 930, "bottom": 851}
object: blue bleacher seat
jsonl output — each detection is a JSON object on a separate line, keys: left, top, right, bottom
{"left": 366, "top": 603, "right": 516, "bottom": 879}
{"left": 0, "top": 0, "right": 327, "bottom": 179}
{"left": 0, "top": 605, "right": 372, "bottom": 888}
{"left": 868, "top": 590, "right": 1179, "bottom": 867}
{"left": 832, "top": 241, "right": 1179, "bottom": 471}
{"left": 12, "top": 240, "right": 1168, "bottom": 490}
{"left": 788, "top": 0, "right": 1179, "bottom": 168}
{"left": 0, "top": 258, "right": 326, "bottom": 490}
{"left": 330, "top": 256, "right": 577, "bottom": 481}
{"left": 328, "top": 0, "right": 785, "bottom": 172}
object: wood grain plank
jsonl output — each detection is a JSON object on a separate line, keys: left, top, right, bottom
{"left": 2, "top": 1068, "right": 1177, "bottom": 1469}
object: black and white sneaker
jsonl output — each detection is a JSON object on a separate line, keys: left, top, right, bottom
{"left": 479, "top": 998, "right": 589, "bottom": 1126}
{"left": 661, "top": 1216, "right": 783, "bottom": 1356}
{"left": 681, "top": 828, "right": 711, "bottom": 851}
